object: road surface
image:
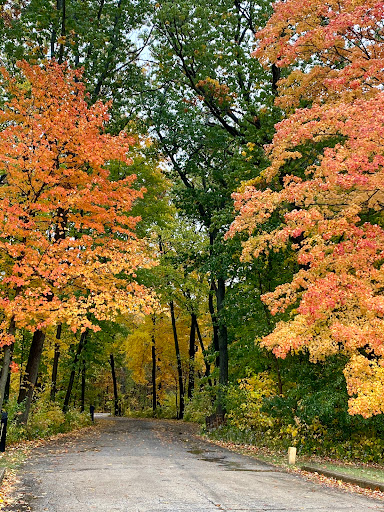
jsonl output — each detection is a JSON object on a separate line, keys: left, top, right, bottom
{"left": 4, "top": 416, "right": 384, "bottom": 511}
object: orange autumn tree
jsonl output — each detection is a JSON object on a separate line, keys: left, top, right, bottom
{"left": 0, "top": 61, "right": 155, "bottom": 418}
{"left": 228, "top": 0, "right": 384, "bottom": 417}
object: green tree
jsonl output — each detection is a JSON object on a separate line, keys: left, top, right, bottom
{"left": 144, "top": 0, "right": 279, "bottom": 409}
{"left": 0, "top": 0, "right": 153, "bottom": 129}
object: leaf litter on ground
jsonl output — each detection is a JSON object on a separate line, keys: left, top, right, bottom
{"left": 204, "top": 437, "right": 384, "bottom": 502}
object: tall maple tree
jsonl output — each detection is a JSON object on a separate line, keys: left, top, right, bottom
{"left": 0, "top": 60, "right": 155, "bottom": 419}
{"left": 229, "top": 0, "right": 384, "bottom": 417}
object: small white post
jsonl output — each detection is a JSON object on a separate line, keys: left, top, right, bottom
{"left": 288, "top": 446, "right": 297, "bottom": 465}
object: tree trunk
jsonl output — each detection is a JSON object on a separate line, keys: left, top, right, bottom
{"left": 0, "top": 319, "right": 16, "bottom": 412}
{"left": 169, "top": 300, "right": 184, "bottom": 419}
{"left": 57, "top": 0, "right": 66, "bottom": 65}
{"left": 195, "top": 318, "right": 211, "bottom": 382}
{"left": 19, "top": 332, "right": 26, "bottom": 389}
{"left": 216, "top": 277, "right": 228, "bottom": 386}
{"left": 187, "top": 312, "right": 196, "bottom": 399}
{"left": 274, "top": 355, "right": 283, "bottom": 396}
{"left": 208, "top": 281, "right": 220, "bottom": 373}
{"left": 271, "top": 63, "right": 281, "bottom": 95}
{"left": 50, "top": 324, "right": 62, "bottom": 401}
{"left": 80, "top": 359, "right": 86, "bottom": 412}
{"left": 4, "top": 369, "right": 11, "bottom": 404}
{"left": 17, "top": 329, "right": 46, "bottom": 423}
{"left": 216, "top": 277, "right": 228, "bottom": 415}
{"left": 109, "top": 353, "right": 119, "bottom": 416}
{"left": 151, "top": 315, "right": 157, "bottom": 413}
{"left": 63, "top": 330, "right": 88, "bottom": 413}
{"left": 0, "top": 318, "right": 15, "bottom": 412}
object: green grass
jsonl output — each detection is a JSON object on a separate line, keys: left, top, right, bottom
{"left": 307, "top": 461, "right": 384, "bottom": 483}
{"left": 204, "top": 433, "right": 384, "bottom": 485}
{"left": 246, "top": 447, "right": 384, "bottom": 484}
{"left": 0, "top": 446, "right": 28, "bottom": 471}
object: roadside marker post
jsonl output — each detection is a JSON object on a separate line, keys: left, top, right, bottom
{"left": 288, "top": 446, "right": 296, "bottom": 465}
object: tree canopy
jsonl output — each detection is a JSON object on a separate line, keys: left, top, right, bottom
{"left": 0, "top": 0, "right": 384, "bottom": 461}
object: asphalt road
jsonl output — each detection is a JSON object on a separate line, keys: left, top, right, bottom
{"left": 4, "top": 416, "right": 384, "bottom": 512}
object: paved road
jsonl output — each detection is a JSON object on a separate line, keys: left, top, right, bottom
{"left": 4, "top": 416, "right": 384, "bottom": 511}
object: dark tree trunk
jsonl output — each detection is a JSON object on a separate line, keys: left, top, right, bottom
{"left": 216, "top": 277, "right": 228, "bottom": 386}
{"left": 208, "top": 281, "right": 220, "bottom": 372}
{"left": 50, "top": 0, "right": 67, "bottom": 62}
{"left": 187, "top": 312, "right": 196, "bottom": 399}
{"left": 109, "top": 353, "right": 119, "bottom": 416}
{"left": 17, "top": 329, "right": 46, "bottom": 423}
{"left": 63, "top": 330, "right": 88, "bottom": 413}
{"left": 275, "top": 356, "right": 283, "bottom": 395}
{"left": 0, "top": 318, "right": 16, "bottom": 412}
{"left": 58, "top": 0, "right": 66, "bottom": 64}
{"left": 19, "top": 333, "right": 26, "bottom": 389}
{"left": 4, "top": 371, "right": 10, "bottom": 404}
{"left": 80, "top": 359, "right": 86, "bottom": 412}
{"left": 216, "top": 277, "right": 228, "bottom": 415}
{"left": 157, "top": 358, "right": 162, "bottom": 407}
{"left": 151, "top": 316, "right": 157, "bottom": 413}
{"left": 0, "top": 345, "right": 14, "bottom": 413}
{"left": 169, "top": 300, "right": 184, "bottom": 419}
{"left": 271, "top": 63, "right": 281, "bottom": 95}
{"left": 50, "top": 324, "right": 62, "bottom": 402}
{"left": 195, "top": 318, "right": 212, "bottom": 384}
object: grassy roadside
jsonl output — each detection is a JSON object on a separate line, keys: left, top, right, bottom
{"left": 0, "top": 446, "right": 28, "bottom": 472}
{"left": 303, "top": 461, "right": 384, "bottom": 483}
{"left": 203, "top": 435, "right": 384, "bottom": 499}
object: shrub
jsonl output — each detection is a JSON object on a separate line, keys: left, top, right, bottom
{"left": 225, "top": 373, "right": 277, "bottom": 433}
{"left": 4, "top": 397, "right": 91, "bottom": 445}
{"left": 63, "top": 408, "right": 92, "bottom": 431}
{"left": 28, "top": 402, "right": 65, "bottom": 437}
{"left": 184, "top": 386, "right": 217, "bottom": 423}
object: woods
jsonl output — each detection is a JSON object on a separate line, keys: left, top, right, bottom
{"left": 0, "top": 0, "right": 383, "bottom": 463}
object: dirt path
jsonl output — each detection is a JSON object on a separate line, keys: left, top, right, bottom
{"left": 3, "top": 416, "right": 384, "bottom": 511}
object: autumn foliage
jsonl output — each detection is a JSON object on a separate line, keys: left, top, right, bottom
{"left": 0, "top": 61, "right": 155, "bottom": 344}
{"left": 228, "top": 0, "right": 384, "bottom": 417}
